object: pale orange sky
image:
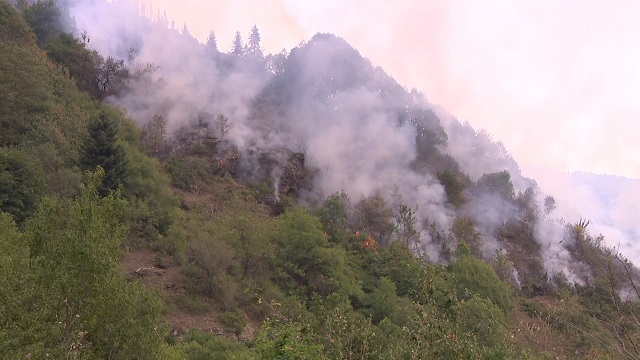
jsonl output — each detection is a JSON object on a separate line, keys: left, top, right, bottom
{"left": 146, "top": 0, "right": 640, "bottom": 180}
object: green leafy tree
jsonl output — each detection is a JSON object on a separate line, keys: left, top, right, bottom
{"left": 46, "top": 30, "right": 128, "bottom": 99}
{"left": 254, "top": 316, "right": 327, "bottom": 359}
{"left": 20, "top": 0, "right": 65, "bottom": 47}
{"left": 0, "top": 2, "right": 55, "bottom": 146}
{"left": 80, "top": 112, "right": 128, "bottom": 196}
{"left": 142, "top": 113, "right": 168, "bottom": 155}
{"left": 121, "top": 139, "right": 178, "bottom": 241}
{"left": 310, "top": 293, "right": 376, "bottom": 359}
{"left": 314, "top": 191, "right": 350, "bottom": 241}
{"left": 450, "top": 244, "right": 514, "bottom": 315}
{"left": 354, "top": 194, "right": 395, "bottom": 244}
{"left": 363, "top": 277, "right": 414, "bottom": 326}
{"left": 408, "top": 271, "right": 488, "bottom": 359}
{"left": 168, "top": 329, "right": 251, "bottom": 360}
{"left": 365, "top": 277, "right": 399, "bottom": 324}
{"left": 0, "top": 212, "right": 32, "bottom": 356}
{"left": 46, "top": 32, "right": 102, "bottom": 96}
{"left": 276, "top": 207, "right": 346, "bottom": 296}
{"left": 372, "top": 241, "right": 427, "bottom": 297}
{"left": 0, "top": 170, "right": 164, "bottom": 359}
{"left": 437, "top": 169, "right": 466, "bottom": 208}
{"left": 393, "top": 203, "right": 420, "bottom": 247}
{"left": 477, "top": 170, "right": 515, "bottom": 200}
{"left": 457, "top": 295, "right": 510, "bottom": 356}
{"left": 452, "top": 216, "right": 482, "bottom": 255}
{"left": 0, "top": 148, "right": 45, "bottom": 222}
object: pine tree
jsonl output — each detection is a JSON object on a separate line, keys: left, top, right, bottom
{"left": 206, "top": 30, "right": 218, "bottom": 53}
{"left": 246, "top": 25, "right": 263, "bottom": 59}
{"left": 231, "top": 31, "right": 243, "bottom": 56}
{"left": 80, "top": 112, "right": 128, "bottom": 196}
{"left": 181, "top": 23, "right": 193, "bottom": 39}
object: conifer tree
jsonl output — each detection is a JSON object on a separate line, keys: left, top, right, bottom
{"left": 246, "top": 25, "right": 263, "bottom": 59}
{"left": 181, "top": 22, "right": 192, "bottom": 39}
{"left": 206, "top": 30, "right": 218, "bottom": 53}
{"left": 80, "top": 112, "right": 128, "bottom": 196}
{"left": 231, "top": 31, "right": 243, "bottom": 56}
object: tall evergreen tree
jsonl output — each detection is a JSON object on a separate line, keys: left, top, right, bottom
{"left": 181, "top": 22, "right": 192, "bottom": 38}
{"left": 246, "top": 25, "right": 263, "bottom": 59}
{"left": 231, "top": 31, "right": 243, "bottom": 56}
{"left": 206, "top": 30, "right": 218, "bottom": 54}
{"left": 80, "top": 112, "right": 128, "bottom": 196}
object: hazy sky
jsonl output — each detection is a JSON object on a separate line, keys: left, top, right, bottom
{"left": 145, "top": 0, "right": 640, "bottom": 180}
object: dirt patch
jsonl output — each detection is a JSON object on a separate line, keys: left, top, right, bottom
{"left": 120, "top": 247, "right": 184, "bottom": 289}
{"left": 119, "top": 247, "right": 236, "bottom": 338}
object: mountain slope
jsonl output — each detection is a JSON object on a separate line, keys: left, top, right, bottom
{"left": 2, "top": 1, "right": 640, "bottom": 358}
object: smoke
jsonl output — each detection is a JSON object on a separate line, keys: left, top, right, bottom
{"left": 440, "top": 109, "right": 614, "bottom": 280}
{"left": 463, "top": 192, "right": 515, "bottom": 259}
{"left": 70, "top": 1, "right": 447, "bottom": 201}
{"left": 535, "top": 217, "right": 589, "bottom": 285}
{"left": 533, "top": 168, "right": 640, "bottom": 265}
{"left": 61, "top": 0, "right": 638, "bottom": 278}
{"left": 269, "top": 164, "right": 282, "bottom": 202}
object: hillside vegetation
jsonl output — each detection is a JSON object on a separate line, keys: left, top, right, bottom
{"left": 1, "top": 1, "right": 640, "bottom": 359}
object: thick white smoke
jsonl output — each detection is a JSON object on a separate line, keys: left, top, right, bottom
{"left": 63, "top": 0, "right": 638, "bottom": 275}
{"left": 65, "top": 0, "right": 454, "bottom": 260}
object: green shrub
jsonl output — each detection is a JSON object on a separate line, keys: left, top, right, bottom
{"left": 166, "top": 157, "right": 211, "bottom": 191}
{"left": 520, "top": 299, "right": 549, "bottom": 318}
{"left": 175, "top": 292, "right": 210, "bottom": 314}
{"left": 219, "top": 310, "right": 246, "bottom": 336}
{"left": 437, "top": 169, "right": 466, "bottom": 208}
{"left": 457, "top": 295, "right": 509, "bottom": 354}
{"left": 0, "top": 147, "right": 45, "bottom": 223}
{"left": 176, "top": 329, "right": 251, "bottom": 360}
{"left": 450, "top": 247, "right": 513, "bottom": 315}
{"left": 476, "top": 170, "right": 515, "bottom": 200}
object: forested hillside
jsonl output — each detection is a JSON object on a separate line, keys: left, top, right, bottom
{"left": 1, "top": 1, "right": 640, "bottom": 359}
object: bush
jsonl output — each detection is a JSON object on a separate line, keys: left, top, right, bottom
{"left": 457, "top": 295, "right": 509, "bottom": 352}
{"left": 0, "top": 147, "right": 45, "bottom": 223}
{"left": 520, "top": 299, "right": 549, "bottom": 318}
{"left": 175, "top": 292, "right": 210, "bottom": 314}
{"left": 476, "top": 170, "right": 515, "bottom": 200}
{"left": 219, "top": 310, "right": 247, "bottom": 337}
{"left": 437, "top": 169, "right": 466, "bottom": 208}
{"left": 450, "top": 248, "right": 513, "bottom": 315}
{"left": 166, "top": 157, "right": 211, "bottom": 191}
{"left": 176, "top": 329, "right": 250, "bottom": 360}
{"left": 275, "top": 207, "right": 346, "bottom": 297}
